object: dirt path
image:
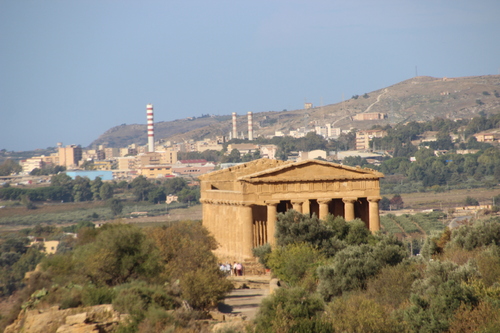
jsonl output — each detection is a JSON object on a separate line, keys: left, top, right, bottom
{"left": 218, "top": 275, "right": 271, "bottom": 320}
{"left": 388, "top": 215, "right": 408, "bottom": 237}
{"left": 332, "top": 88, "right": 388, "bottom": 127}
{"left": 363, "top": 88, "right": 388, "bottom": 113}
{"left": 219, "top": 288, "right": 269, "bottom": 320}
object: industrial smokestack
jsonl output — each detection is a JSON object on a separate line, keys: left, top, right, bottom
{"left": 232, "top": 112, "right": 237, "bottom": 140}
{"left": 247, "top": 111, "right": 253, "bottom": 141}
{"left": 147, "top": 104, "right": 154, "bottom": 152}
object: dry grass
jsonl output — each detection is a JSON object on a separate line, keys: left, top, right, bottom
{"left": 110, "top": 205, "right": 202, "bottom": 227}
{"left": 401, "top": 188, "right": 500, "bottom": 210}
{"left": 0, "top": 201, "right": 106, "bottom": 219}
{"left": 0, "top": 200, "right": 202, "bottom": 233}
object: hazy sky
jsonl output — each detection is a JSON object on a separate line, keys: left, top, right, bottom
{"left": 1, "top": 1, "right": 499, "bottom": 151}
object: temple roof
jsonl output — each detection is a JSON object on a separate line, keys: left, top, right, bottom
{"left": 198, "top": 158, "right": 290, "bottom": 181}
{"left": 238, "top": 159, "right": 383, "bottom": 183}
{"left": 199, "top": 158, "right": 383, "bottom": 183}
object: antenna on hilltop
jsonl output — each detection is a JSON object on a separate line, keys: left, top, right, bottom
{"left": 415, "top": 66, "right": 418, "bottom": 77}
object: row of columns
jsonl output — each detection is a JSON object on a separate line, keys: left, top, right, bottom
{"left": 240, "top": 196, "right": 381, "bottom": 257}
{"left": 241, "top": 197, "right": 381, "bottom": 257}
{"left": 265, "top": 196, "right": 381, "bottom": 246}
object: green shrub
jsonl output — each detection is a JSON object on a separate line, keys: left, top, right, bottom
{"left": 366, "top": 261, "right": 422, "bottom": 310}
{"left": 82, "top": 285, "right": 115, "bottom": 306}
{"left": 148, "top": 221, "right": 233, "bottom": 309}
{"left": 39, "top": 283, "right": 83, "bottom": 309}
{"left": 275, "top": 211, "right": 374, "bottom": 258}
{"left": 113, "top": 281, "right": 178, "bottom": 324}
{"left": 108, "top": 198, "right": 123, "bottom": 216}
{"left": 254, "top": 287, "right": 331, "bottom": 333}
{"left": 404, "top": 260, "right": 479, "bottom": 332}
{"left": 465, "top": 196, "right": 479, "bottom": 206}
{"left": 73, "top": 224, "right": 162, "bottom": 286}
{"left": 136, "top": 306, "right": 174, "bottom": 332}
{"left": 179, "top": 267, "right": 233, "bottom": 310}
{"left": 318, "top": 237, "right": 407, "bottom": 300}
{"left": 252, "top": 243, "right": 271, "bottom": 268}
{"left": 60, "top": 289, "right": 83, "bottom": 309}
{"left": 327, "top": 293, "right": 407, "bottom": 333}
{"left": 267, "top": 243, "right": 325, "bottom": 286}
{"left": 449, "top": 217, "right": 500, "bottom": 251}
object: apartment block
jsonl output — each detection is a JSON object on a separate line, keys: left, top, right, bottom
{"left": 58, "top": 145, "right": 82, "bottom": 168}
{"left": 138, "top": 165, "right": 173, "bottom": 179}
{"left": 355, "top": 130, "right": 387, "bottom": 150}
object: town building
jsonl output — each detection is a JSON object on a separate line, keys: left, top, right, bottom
{"left": 93, "top": 160, "right": 115, "bottom": 171}
{"left": 104, "top": 147, "right": 120, "bottom": 159}
{"left": 138, "top": 165, "right": 173, "bottom": 179}
{"left": 196, "top": 138, "right": 224, "bottom": 152}
{"left": 355, "top": 130, "right": 387, "bottom": 150}
{"left": 353, "top": 113, "right": 386, "bottom": 121}
{"left": 172, "top": 161, "right": 216, "bottom": 177}
{"left": 473, "top": 129, "right": 500, "bottom": 142}
{"left": 21, "top": 157, "right": 44, "bottom": 174}
{"left": 298, "top": 150, "right": 327, "bottom": 161}
{"left": 166, "top": 194, "right": 178, "bottom": 204}
{"left": 135, "top": 150, "right": 177, "bottom": 168}
{"left": 259, "top": 145, "right": 278, "bottom": 159}
{"left": 29, "top": 238, "right": 60, "bottom": 255}
{"left": 116, "top": 156, "right": 136, "bottom": 171}
{"left": 58, "top": 144, "right": 82, "bottom": 169}
{"left": 226, "top": 144, "right": 259, "bottom": 156}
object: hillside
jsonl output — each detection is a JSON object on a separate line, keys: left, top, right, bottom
{"left": 90, "top": 75, "right": 500, "bottom": 148}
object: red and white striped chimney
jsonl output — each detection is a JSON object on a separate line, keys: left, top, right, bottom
{"left": 146, "top": 104, "right": 154, "bottom": 152}
{"left": 247, "top": 111, "right": 253, "bottom": 141}
{"left": 232, "top": 112, "right": 237, "bottom": 140}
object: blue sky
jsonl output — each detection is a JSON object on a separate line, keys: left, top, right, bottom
{"left": 1, "top": 0, "right": 499, "bottom": 151}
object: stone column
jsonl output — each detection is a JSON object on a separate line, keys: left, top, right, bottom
{"left": 266, "top": 200, "right": 280, "bottom": 247}
{"left": 317, "top": 198, "right": 332, "bottom": 220}
{"left": 343, "top": 197, "right": 357, "bottom": 221}
{"left": 241, "top": 203, "right": 254, "bottom": 258}
{"left": 368, "top": 196, "right": 382, "bottom": 233}
{"left": 291, "top": 200, "right": 303, "bottom": 213}
{"left": 302, "top": 199, "right": 310, "bottom": 215}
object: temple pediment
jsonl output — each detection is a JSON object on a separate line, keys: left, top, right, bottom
{"left": 238, "top": 159, "right": 384, "bottom": 183}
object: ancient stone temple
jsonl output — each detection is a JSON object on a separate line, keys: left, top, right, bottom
{"left": 199, "top": 158, "right": 384, "bottom": 260}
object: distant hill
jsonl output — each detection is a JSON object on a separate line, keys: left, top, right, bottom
{"left": 90, "top": 75, "right": 500, "bottom": 148}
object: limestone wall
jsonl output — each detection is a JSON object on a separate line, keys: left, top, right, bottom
{"left": 204, "top": 203, "right": 251, "bottom": 260}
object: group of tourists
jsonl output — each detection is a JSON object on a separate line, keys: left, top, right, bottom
{"left": 219, "top": 262, "right": 244, "bottom": 276}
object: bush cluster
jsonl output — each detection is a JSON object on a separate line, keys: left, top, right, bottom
{"left": 1, "top": 221, "right": 232, "bottom": 332}
{"left": 251, "top": 213, "right": 500, "bottom": 332}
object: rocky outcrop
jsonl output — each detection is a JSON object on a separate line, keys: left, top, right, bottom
{"left": 4, "top": 304, "right": 128, "bottom": 333}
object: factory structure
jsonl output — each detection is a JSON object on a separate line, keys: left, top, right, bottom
{"left": 19, "top": 105, "right": 275, "bottom": 180}
{"left": 147, "top": 103, "right": 155, "bottom": 153}
{"left": 19, "top": 103, "right": 389, "bottom": 180}
{"left": 230, "top": 111, "right": 254, "bottom": 141}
